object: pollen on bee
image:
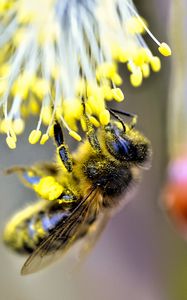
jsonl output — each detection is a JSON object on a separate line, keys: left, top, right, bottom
{"left": 33, "top": 176, "right": 64, "bottom": 201}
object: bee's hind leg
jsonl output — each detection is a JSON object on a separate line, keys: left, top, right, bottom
{"left": 53, "top": 121, "right": 73, "bottom": 172}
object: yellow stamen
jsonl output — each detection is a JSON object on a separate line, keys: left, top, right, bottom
{"left": 141, "top": 63, "right": 150, "bottom": 78}
{"left": 80, "top": 118, "right": 87, "bottom": 132}
{"left": 40, "top": 133, "right": 49, "bottom": 145}
{"left": 111, "top": 73, "right": 122, "bottom": 85}
{"left": 42, "top": 107, "right": 52, "bottom": 126}
{"left": 69, "top": 130, "right": 82, "bottom": 142}
{"left": 150, "top": 56, "right": 161, "bottom": 72}
{"left": 6, "top": 136, "right": 16, "bottom": 149}
{"left": 13, "top": 118, "right": 25, "bottom": 135}
{"left": 89, "top": 116, "right": 100, "bottom": 127}
{"left": 126, "top": 16, "right": 147, "bottom": 35}
{"left": 0, "top": 0, "right": 171, "bottom": 148}
{"left": 130, "top": 69, "right": 143, "bottom": 87}
{"left": 99, "top": 109, "right": 110, "bottom": 126}
{"left": 158, "top": 42, "right": 171, "bottom": 57}
{"left": 112, "top": 88, "right": 124, "bottom": 102}
{"left": 28, "top": 130, "right": 42, "bottom": 144}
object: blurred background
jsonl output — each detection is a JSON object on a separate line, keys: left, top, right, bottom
{"left": 1, "top": 0, "right": 187, "bottom": 299}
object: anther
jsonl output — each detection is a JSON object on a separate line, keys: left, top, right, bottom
{"left": 158, "top": 42, "right": 172, "bottom": 57}
{"left": 28, "top": 130, "right": 42, "bottom": 144}
{"left": 99, "top": 109, "right": 110, "bottom": 125}
{"left": 40, "top": 133, "right": 49, "bottom": 145}
{"left": 6, "top": 136, "right": 16, "bottom": 149}
{"left": 112, "top": 88, "right": 124, "bottom": 102}
{"left": 69, "top": 131, "right": 82, "bottom": 142}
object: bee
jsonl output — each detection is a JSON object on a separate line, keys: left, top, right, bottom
{"left": 3, "top": 107, "right": 152, "bottom": 275}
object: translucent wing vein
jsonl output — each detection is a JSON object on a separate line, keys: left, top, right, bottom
{"left": 21, "top": 188, "right": 99, "bottom": 275}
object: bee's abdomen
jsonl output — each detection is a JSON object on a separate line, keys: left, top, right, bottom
{"left": 3, "top": 201, "right": 69, "bottom": 254}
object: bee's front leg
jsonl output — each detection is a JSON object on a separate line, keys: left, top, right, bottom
{"left": 53, "top": 121, "right": 73, "bottom": 172}
{"left": 81, "top": 100, "right": 101, "bottom": 154}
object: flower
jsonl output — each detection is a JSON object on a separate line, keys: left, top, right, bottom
{"left": 0, "top": 0, "right": 171, "bottom": 149}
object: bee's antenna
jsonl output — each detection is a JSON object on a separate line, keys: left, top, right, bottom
{"left": 108, "top": 109, "right": 126, "bottom": 132}
{"left": 109, "top": 108, "right": 137, "bottom": 129}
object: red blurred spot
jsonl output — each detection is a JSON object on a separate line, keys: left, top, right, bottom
{"left": 165, "top": 183, "right": 187, "bottom": 224}
{"left": 163, "top": 157, "right": 187, "bottom": 235}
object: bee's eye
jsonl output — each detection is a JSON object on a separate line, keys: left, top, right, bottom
{"left": 110, "top": 138, "right": 130, "bottom": 156}
{"left": 106, "top": 137, "right": 131, "bottom": 158}
{"left": 107, "top": 137, "right": 150, "bottom": 164}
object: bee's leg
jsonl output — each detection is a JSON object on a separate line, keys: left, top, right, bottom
{"left": 5, "top": 166, "right": 42, "bottom": 189}
{"left": 5, "top": 166, "right": 28, "bottom": 175}
{"left": 58, "top": 191, "right": 78, "bottom": 204}
{"left": 53, "top": 121, "right": 73, "bottom": 172}
{"left": 82, "top": 99, "right": 101, "bottom": 154}
{"left": 109, "top": 108, "right": 137, "bottom": 129}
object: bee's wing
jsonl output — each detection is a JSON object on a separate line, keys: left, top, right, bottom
{"left": 21, "top": 188, "right": 100, "bottom": 275}
{"left": 78, "top": 212, "right": 110, "bottom": 260}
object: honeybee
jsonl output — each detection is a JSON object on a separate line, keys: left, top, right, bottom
{"left": 3, "top": 107, "right": 151, "bottom": 275}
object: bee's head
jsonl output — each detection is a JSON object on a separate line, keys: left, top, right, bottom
{"left": 104, "top": 121, "right": 152, "bottom": 167}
